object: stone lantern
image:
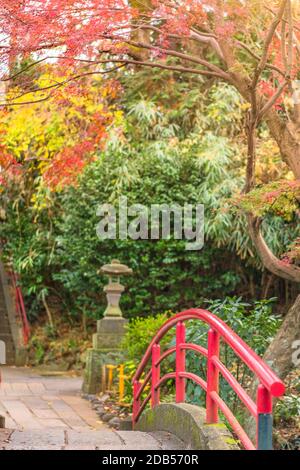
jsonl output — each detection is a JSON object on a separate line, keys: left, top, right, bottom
{"left": 82, "top": 259, "right": 132, "bottom": 395}
{"left": 100, "top": 259, "right": 132, "bottom": 318}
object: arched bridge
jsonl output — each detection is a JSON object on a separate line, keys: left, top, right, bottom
{"left": 132, "top": 308, "right": 285, "bottom": 450}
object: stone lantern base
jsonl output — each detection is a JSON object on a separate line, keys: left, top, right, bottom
{"left": 82, "top": 316, "right": 128, "bottom": 395}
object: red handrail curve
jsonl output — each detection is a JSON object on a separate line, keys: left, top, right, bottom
{"left": 132, "top": 308, "right": 285, "bottom": 451}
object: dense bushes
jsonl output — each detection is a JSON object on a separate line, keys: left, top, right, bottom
{"left": 0, "top": 76, "right": 255, "bottom": 321}
{"left": 0, "top": 69, "right": 297, "bottom": 322}
{"left": 53, "top": 150, "right": 245, "bottom": 320}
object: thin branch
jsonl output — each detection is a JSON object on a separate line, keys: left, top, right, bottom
{"left": 0, "top": 56, "right": 227, "bottom": 106}
{"left": 252, "top": 0, "right": 288, "bottom": 88}
{"left": 131, "top": 23, "right": 225, "bottom": 60}
{"left": 0, "top": 94, "right": 52, "bottom": 107}
{"left": 281, "top": 10, "right": 288, "bottom": 72}
{"left": 121, "top": 37, "right": 230, "bottom": 80}
{"left": 4, "top": 64, "right": 126, "bottom": 102}
{"left": 258, "top": 80, "right": 288, "bottom": 121}
{"left": 189, "top": 30, "right": 225, "bottom": 61}
{"left": 237, "top": 40, "right": 285, "bottom": 77}
{"left": 1, "top": 58, "right": 48, "bottom": 82}
{"left": 286, "top": 0, "right": 293, "bottom": 78}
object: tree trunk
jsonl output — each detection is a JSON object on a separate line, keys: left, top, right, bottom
{"left": 248, "top": 215, "right": 300, "bottom": 283}
{"left": 263, "top": 294, "right": 300, "bottom": 379}
{"left": 245, "top": 295, "right": 300, "bottom": 443}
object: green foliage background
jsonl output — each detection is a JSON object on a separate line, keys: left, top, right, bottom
{"left": 0, "top": 67, "right": 298, "bottom": 321}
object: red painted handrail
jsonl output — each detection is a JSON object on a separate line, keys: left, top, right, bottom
{"left": 132, "top": 308, "right": 285, "bottom": 450}
{"left": 9, "top": 271, "right": 30, "bottom": 345}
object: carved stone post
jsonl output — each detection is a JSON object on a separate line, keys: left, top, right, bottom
{"left": 82, "top": 260, "right": 132, "bottom": 395}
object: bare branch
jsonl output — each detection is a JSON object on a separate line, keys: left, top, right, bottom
{"left": 286, "top": 0, "right": 293, "bottom": 77}
{"left": 1, "top": 58, "right": 48, "bottom": 82}
{"left": 121, "top": 38, "right": 230, "bottom": 81}
{"left": 189, "top": 30, "right": 225, "bottom": 61}
{"left": 252, "top": 0, "right": 288, "bottom": 88}
{"left": 258, "top": 80, "right": 288, "bottom": 121}
{"left": 237, "top": 40, "right": 285, "bottom": 77}
{"left": 0, "top": 56, "right": 227, "bottom": 106}
{"left": 0, "top": 94, "right": 52, "bottom": 107}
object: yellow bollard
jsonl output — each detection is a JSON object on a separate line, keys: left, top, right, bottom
{"left": 119, "top": 364, "right": 125, "bottom": 402}
{"left": 103, "top": 364, "right": 130, "bottom": 406}
{"left": 106, "top": 364, "right": 117, "bottom": 391}
{"left": 101, "top": 365, "right": 107, "bottom": 393}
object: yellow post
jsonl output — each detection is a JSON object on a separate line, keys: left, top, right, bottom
{"left": 106, "top": 365, "right": 117, "bottom": 391}
{"left": 119, "top": 364, "right": 125, "bottom": 402}
{"left": 101, "top": 365, "right": 107, "bottom": 393}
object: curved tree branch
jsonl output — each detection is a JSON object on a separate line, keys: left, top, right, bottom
{"left": 248, "top": 214, "right": 300, "bottom": 283}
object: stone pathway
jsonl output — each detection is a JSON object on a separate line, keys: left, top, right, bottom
{"left": 0, "top": 366, "right": 183, "bottom": 450}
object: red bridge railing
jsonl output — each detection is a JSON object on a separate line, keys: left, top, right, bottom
{"left": 132, "top": 308, "right": 285, "bottom": 450}
{"left": 9, "top": 271, "right": 30, "bottom": 345}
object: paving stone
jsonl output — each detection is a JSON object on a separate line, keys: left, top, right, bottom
{"left": 23, "top": 396, "right": 50, "bottom": 410}
{"left": 0, "top": 403, "right": 18, "bottom": 429}
{"left": 66, "top": 429, "right": 121, "bottom": 447}
{"left": 37, "top": 418, "right": 67, "bottom": 428}
{"left": 1, "top": 383, "right": 13, "bottom": 395}
{"left": 116, "top": 431, "right": 163, "bottom": 449}
{"left": 28, "top": 383, "right": 46, "bottom": 395}
{"left": 64, "top": 445, "right": 97, "bottom": 450}
{"left": 1, "top": 400, "right": 43, "bottom": 429}
{"left": 61, "top": 395, "right": 105, "bottom": 429}
{"left": 50, "top": 399, "right": 88, "bottom": 428}
{"left": 6, "top": 429, "right": 65, "bottom": 449}
{"left": 149, "top": 431, "right": 185, "bottom": 450}
{"left": 11, "top": 382, "right": 31, "bottom": 395}
{"left": 31, "top": 408, "right": 59, "bottom": 419}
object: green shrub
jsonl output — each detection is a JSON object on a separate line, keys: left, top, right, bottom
{"left": 122, "top": 312, "right": 173, "bottom": 363}
{"left": 122, "top": 311, "right": 175, "bottom": 403}
{"left": 275, "top": 395, "right": 300, "bottom": 423}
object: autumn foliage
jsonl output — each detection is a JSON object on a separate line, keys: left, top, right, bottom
{"left": 0, "top": 66, "right": 123, "bottom": 191}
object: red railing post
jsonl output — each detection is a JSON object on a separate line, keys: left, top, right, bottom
{"left": 132, "top": 380, "right": 142, "bottom": 427}
{"left": 206, "top": 328, "right": 220, "bottom": 423}
{"left": 151, "top": 343, "right": 160, "bottom": 408}
{"left": 256, "top": 384, "right": 273, "bottom": 450}
{"left": 176, "top": 321, "right": 186, "bottom": 403}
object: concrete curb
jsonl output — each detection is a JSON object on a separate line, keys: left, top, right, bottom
{"left": 135, "top": 403, "right": 240, "bottom": 450}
